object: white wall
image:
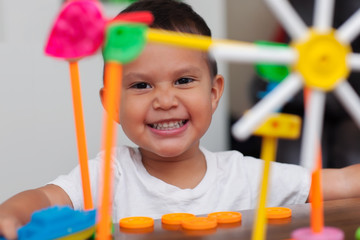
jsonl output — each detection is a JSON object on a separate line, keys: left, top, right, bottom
{"left": 0, "top": 0, "right": 228, "bottom": 203}
{"left": 226, "top": 0, "right": 277, "bottom": 117}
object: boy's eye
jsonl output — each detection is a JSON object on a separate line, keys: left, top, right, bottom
{"left": 175, "top": 78, "right": 194, "bottom": 85}
{"left": 130, "top": 82, "right": 152, "bottom": 89}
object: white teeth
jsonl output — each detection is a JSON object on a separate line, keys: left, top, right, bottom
{"left": 151, "top": 120, "right": 185, "bottom": 130}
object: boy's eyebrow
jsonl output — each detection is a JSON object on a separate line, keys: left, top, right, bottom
{"left": 123, "top": 72, "right": 151, "bottom": 81}
{"left": 172, "top": 66, "right": 202, "bottom": 76}
{"left": 124, "top": 66, "right": 203, "bottom": 81}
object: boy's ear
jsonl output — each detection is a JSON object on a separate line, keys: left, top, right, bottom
{"left": 99, "top": 87, "right": 121, "bottom": 124}
{"left": 211, "top": 74, "right": 225, "bottom": 114}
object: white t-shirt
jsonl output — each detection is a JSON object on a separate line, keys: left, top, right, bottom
{"left": 50, "top": 146, "right": 310, "bottom": 221}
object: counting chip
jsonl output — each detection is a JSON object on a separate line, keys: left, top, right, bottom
{"left": 162, "top": 213, "right": 196, "bottom": 225}
{"left": 266, "top": 207, "right": 292, "bottom": 219}
{"left": 119, "top": 216, "right": 154, "bottom": 229}
{"left": 181, "top": 217, "right": 217, "bottom": 230}
{"left": 208, "top": 211, "right": 242, "bottom": 224}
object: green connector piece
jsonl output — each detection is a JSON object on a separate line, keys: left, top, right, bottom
{"left": 355, "top": 227, "right": 360, "bottom": 240}
{"left": 254, "top": 41, "right": 291, "bottom": 83}
{"left": 103, "top": 23, "right": 147, "bottom": 64}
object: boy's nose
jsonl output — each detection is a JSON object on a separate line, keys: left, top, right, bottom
{"left": 152, "top": 88, "right": 178, "bottom": 110}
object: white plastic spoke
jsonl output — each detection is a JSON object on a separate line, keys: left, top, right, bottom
{"left": 264, "top": 0, "right": 308, "bottom": 40}
{"left": 347, "top": 53, "right": 360, "bottom": 71}
{"left": 336, "top": 8, "right": 360, "bottom": 44}
{"left": 334, "top": 81, "right": 360, "bottom": 129}
{"left": 313, "top": 0, "right": 335, "bottom": 33}
{"left": 232, "top": 73, "right": 303, "bottom": 140}
{"left": 300, "top": 89, "right": 326, "bottom": 170}
{"left": 210, "top": 43, "right": 297, "bottom": 65}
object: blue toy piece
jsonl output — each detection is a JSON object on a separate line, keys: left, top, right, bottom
{"left": 16, "top": 206, "right": 96, "bottom": 240}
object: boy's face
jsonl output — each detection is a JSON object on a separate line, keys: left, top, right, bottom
{"left": 102, "top": 43, "right": 224, "bottom": 158}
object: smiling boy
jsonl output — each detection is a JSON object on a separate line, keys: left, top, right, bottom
{"left": 1, "top": 0, "right": 360, "bottom": 239}
{"left": 111, "top": 42, "right": 223, "bottom": 189}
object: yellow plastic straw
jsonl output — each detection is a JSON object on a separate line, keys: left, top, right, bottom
{"left": 252, "top": 136, "right": 277, "bottom": 240}
{"left": 96, "top": 62, "right": 122, "bottom": 240}
{"left": 147, "top": 28, "right": 212, "bottom": 51}
{"left": 69, "top": 61, "right": 93, "bottom": 210}
{"left": 147, "top": 28, "right": 251, "bottom": 51}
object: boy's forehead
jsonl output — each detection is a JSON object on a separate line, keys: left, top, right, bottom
{"left": 122, "top": 43, "right": 212, "bottom": 79}
{"left": 127, "top": 43, "right": 209, "bottom": 68}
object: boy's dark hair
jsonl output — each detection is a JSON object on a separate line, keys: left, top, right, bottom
{"left": 120, "top": 0, "right": 218, "bottom": 77}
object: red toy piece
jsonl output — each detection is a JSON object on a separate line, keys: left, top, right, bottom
{"left": 111, "top": 11, "right": 154, "bottom": 25}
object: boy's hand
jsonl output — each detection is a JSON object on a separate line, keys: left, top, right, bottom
{"left": 0, "top": 185, "right": 73, "bottom": 240}
{"left": 0, "top": 214, "right": 21, "bottom": 240}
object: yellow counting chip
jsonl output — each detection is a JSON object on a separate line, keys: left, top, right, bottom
{"left": 162, "top": 213, "right": 196, "bottom": 225}
{"left": 266, "top": 207, "right": 292, "bottom": 219}
{"left": 207, "top": 211, "right": 242, "bottom": 224}
{"left": 253, "top": 113, "right": 301, "bottom": 139}
{"left": 182, "top": 217, "right": 217, "bottom": 230}
{"left": 119, "top": 216, "right": 154, "bottom": 229}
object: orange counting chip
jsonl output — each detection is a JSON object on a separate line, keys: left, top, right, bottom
{"left": 162, "top": 213, "right": 196, "bottom": 225}
{"left": 266, "top": 207, "right": 292, "bottom": 219}
{"left": 208, "top": 211, "right": 242, "bottom": 224}
{"left": 119, "top": 216, "right": 154, "bottom": 229}
{"left": 182, "top": 217, "right": 217, "bottom": 230}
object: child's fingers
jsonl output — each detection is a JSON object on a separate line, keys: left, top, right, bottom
{"left": 0, "top": 217, "right": 21, "bottom": 240}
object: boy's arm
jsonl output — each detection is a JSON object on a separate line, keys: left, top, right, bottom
{"left": 0, "top": 184, "right": 72, "bottom": 239}
{"left": 322, "top": 164, "right": 360, "bottom": 200}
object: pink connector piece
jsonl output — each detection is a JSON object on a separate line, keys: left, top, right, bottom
{"left": 44, "top": 0, "right": 106, "bottom": 60}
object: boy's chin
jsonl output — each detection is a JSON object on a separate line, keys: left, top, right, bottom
{"left": 153, "top": 148, "right": 186, "bottom": 158}
{"left": 141, "top": 145, "right": 192, "bottom": 159}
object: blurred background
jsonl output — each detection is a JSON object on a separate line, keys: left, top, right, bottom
{"left": 1, "top": 0, "right": 360, "bottom": 203}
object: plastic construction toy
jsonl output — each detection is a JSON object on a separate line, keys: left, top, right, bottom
{"left": 16, "top": 206, "right": 96, "bottom": 240}
{"left": 102, "top": 23, "right": 147, "bottom": 64}
{"left": 207, "top": 211, "right": 242, "bottom": 224}
{"left": 44, "top": 1, "right": 154, "bottom": 238}
{"left": 42, "top": 0, "right": 360, "bottom": 239}
{"left": 356, "top": 227, "right": 360, "bottom": 240}
{"left": 225, "top": 0, "right": 360, "bottom": 174}
{"left": 181, "top": 217, "right": 218, "bottom": 231}
{"left": 266, "top": 207, "right": 292, "bottom": 219}
{"left": 161, "top": 213, "right": 196, "bottom": 225}
{"left": 251, "top": 113, "right": 301, "bottom": 240}
{"left": 119, "top": 216, "right": 154, "bottom": 229}
{"left": 254, "top": 41, "right": 291, "bottom": 83}
{"left": 96, "top": 13, "right": 153, "bottom": 240}
{"left": 44, "top": 0, "right": 108, "bottom": 211}
{"left": 211, "top": 0, "right": 360, "bottom": 239}
{"left": 45, "top": 0, "right": 106, "bottom": 60}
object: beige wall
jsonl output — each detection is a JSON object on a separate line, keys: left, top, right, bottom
{"left": 226, "top": 0, "right": 278, "bottom": 118}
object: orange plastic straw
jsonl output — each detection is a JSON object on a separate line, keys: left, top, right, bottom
{"left": 96, "top": 62, "right": 122, "bottom": 240}
{"left": 310, "top": 147, "right": 324, "bottom": 233}
{"left": 304, "top": 87, "right": 324, "bottom": 233}
{"left": 69, "top": 61, "right": 93, "bottom": 210}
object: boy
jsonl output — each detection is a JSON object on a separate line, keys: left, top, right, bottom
{"left": 1, "top": 0, "right": 360, "bottom": 239}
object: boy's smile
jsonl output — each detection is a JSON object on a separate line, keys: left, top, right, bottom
{"left": 102, "top": 42, "right": 224, "bottom": 162}
{"left": 148, "top": 119, "right": 187, "bottom": 131}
